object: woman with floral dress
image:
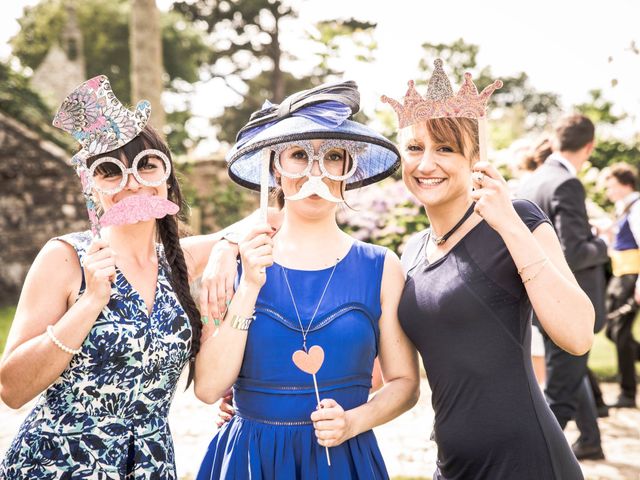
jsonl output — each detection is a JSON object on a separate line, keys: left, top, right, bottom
{"left": 0, "top": 76, "right": 241, "bottom": 478}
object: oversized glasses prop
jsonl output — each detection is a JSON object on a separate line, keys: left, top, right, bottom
{"left": 270, "top": 140, "right": 365, "bottom": 203}
{"left": 83, "top": 149, "right": 178, "bottom": 233}
{"left": 88, "top": 149, "right": 171, "bottom": 195}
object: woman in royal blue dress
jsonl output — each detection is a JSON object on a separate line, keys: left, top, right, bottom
{"left": 193, "top": 81, "right": 420, "bottom": 479}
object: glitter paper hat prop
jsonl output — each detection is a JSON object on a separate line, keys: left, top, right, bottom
{"left": 226, "top": 80, "right": 400, "bottom": 220}
{"left": 53, "top": 75, "right": 156, "bottom": 235}
{"left": 381, "top": 59, "right": 503, "bottom": 163}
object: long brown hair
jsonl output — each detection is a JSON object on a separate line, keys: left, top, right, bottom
{"left": 87, "top": 126, "right": 201, "bottom": 386}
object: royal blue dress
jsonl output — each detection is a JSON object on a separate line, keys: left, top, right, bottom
{"left": 197, "top": 241, "right": 390, "bottom": 480}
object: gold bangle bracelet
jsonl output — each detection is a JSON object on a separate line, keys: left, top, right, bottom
{"left": 522, "top": 259, "right": 549, "bottom": 284}
{"left": 517, "top": 257, "right": 548, "bottom": 276}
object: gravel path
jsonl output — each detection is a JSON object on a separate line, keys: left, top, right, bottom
{"left": 1, "top": 379, "right": 638, "bottom": 479}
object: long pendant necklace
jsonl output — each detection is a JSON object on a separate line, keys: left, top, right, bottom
{"left": 281, "top": 259, "right": 339, "bottom": 466}
{"left": 430, "top": 202, "right": 476, "bottom": 245}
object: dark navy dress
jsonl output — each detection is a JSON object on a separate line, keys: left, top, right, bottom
{"left": 196, "top": 241, "right": 389, "bottom": 480}
{"left": 398, "top": 200, "right": 584, "bottom": 480}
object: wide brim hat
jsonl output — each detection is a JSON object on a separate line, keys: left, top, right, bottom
{"left": 226, "top": 115, "right": 400, "bottom": 191}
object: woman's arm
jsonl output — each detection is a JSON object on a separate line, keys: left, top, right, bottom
{"left": 181, "top": 207, "right": 283, "bottom": 321}
{"left": 311, "top": 252, "right": 420, "bottom": 447}
{"left": 472, "top": 161, "right": 595, "bottom": 356}
{"left": 193, "top": 223, "right": 274, "bottom": 404}
{"left": 181, "top": 207, "right": 284, "bottom": 280}
{"left": 0, "top": 238, "right": 114, "bottom": 408}
{"left": 500, "top": 221, "right": 594, "bottom": 355}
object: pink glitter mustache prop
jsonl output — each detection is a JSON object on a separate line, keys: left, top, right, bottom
{"left": 99, "top": 194, "right": 179, "bottom": 227}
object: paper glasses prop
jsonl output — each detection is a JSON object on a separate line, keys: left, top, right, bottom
{"left": 257, "top": 139, "right": 365, "bottom": 215}
{"left": 88, "top": 149, "right": 171, "bottom": 195}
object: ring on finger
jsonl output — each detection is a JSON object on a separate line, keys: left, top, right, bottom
{"left": 473, "top": 171, "right": 484, "bottom": 184}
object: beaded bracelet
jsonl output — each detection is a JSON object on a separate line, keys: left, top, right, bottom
{"left": 522, "top": 258, "right": 549, "bottom": 284}
{"left": 517, "top": 257, "right": 548, "bottom": 276}
{"left": 46, "top": 325, "right": 82, "bottom": 355}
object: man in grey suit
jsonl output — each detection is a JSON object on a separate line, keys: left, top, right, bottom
{"left": 519, "top": 114, "right": 608, "bottom": 460}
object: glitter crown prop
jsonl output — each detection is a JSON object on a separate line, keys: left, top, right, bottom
{"left": 381, "top": 59, "right": 503, "bottom": 129}
{"left": 53, "top": 75, "right": 151, "bottom": 166}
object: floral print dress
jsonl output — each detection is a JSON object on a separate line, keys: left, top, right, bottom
{"left": 1, "top": 231, "right": 192, "bottom": 479}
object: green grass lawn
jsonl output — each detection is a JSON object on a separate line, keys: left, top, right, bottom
{"left": 589, "top": 316, "right": 640, "bottom": 379}
{"left": 0, "top": 306, "right": 15, "bottom": 355}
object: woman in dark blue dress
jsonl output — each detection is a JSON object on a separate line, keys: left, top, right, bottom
{"left": 193, "top": 81, "right": 420, "bottom": 479}
{"left": 383, "top": 60, "right": 594, "bottom": 479}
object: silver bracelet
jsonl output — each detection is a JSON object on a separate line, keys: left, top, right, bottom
{"left": 230, "top": 314, "right": 255, "bottom": 331}
{"left": 46, "top": 325, "right": 82, "bottom": 355}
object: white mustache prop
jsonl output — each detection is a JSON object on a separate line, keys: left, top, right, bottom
{"left": 284, "top": 176, "right": 343, "bottom": 203}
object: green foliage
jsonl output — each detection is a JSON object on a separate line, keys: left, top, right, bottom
{"left": 10, "top": 0, "right": 208, "bottom": 154}
{"left": 590, "top": 139, "right": 640, "bottom": 171}
{"left": 0, "top": 306, "right": 16, "bottom": 355}
{"left": 204, "top": 178, "right": 254, "bottom": 230}
{"left": 313, "top": 18, "right": 377, "bottom": 71}
{"left": 576, "top": 89, "right": 626, "bottom": 126}
{"left": 418, "top": 38, "right": 561, "bottom": 145}
{"left": 0, "top": 61, "right": 71, "bottom": 148}
{"left": 172, "top": 1, "right": 377, "bottom": 144}
{"left": 213, "top": 71, "right": 323, "bottom": 144}
{"left": 12, "top": 0, "right": 207, "bottom": 104}
{"left": 166, "top": 107, "right": 206, "bottom": 156}
{"left": 338, "top": 180, "right": 429, "bottom": 255}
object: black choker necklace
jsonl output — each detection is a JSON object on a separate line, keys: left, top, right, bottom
{"left": 430, "top": 202, "right": 476, "bottom": 246}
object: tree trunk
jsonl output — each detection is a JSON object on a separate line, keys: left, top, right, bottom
{"left": 272, "top": 15, "right": 284, "bottom": 103}
{"left": 130, "top": 0, "right": 165, "bottom": 130}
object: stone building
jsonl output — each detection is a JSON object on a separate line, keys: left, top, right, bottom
{"left": 0, "top": 112, "right": 86, "bottom": 306}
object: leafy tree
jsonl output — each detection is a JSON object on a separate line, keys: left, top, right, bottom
{"left": 10, "top": 0, "right": 209, "bottom": 153}
{"left": 575, "top": 89, "right": 627, "bottom": 126}
{"left": 0, "top": 61, "right": 71, "bottom": 148}
{"left": 172, "top": 0, "right": 376, "bottom": 143}
{"left": 418, "top": 39, "right": 561, "bottom": 146}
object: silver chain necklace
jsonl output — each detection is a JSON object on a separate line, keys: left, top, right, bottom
{"left": 281, "top": 258, "right": 340, "bottom": 351}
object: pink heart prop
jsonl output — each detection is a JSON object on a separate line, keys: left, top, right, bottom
{"left": 292, "top": 345, "right": 325, "bottom": 375}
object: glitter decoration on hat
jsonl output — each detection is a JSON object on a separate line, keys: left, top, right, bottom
{"left": 381, "top": 58, "right": 503, "bottom": 163}
{"left": 52, "top": 75, "right": 157, "bottom": 236}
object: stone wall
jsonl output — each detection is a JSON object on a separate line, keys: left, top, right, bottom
{"left": 0, "top": 112, "right": 86, "bottom": 306}
{"left": 0, "top": 114, "right": 258, "bottom": 306}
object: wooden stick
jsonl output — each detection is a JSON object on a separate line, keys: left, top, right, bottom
{"left": 260, "top": 148, "right": 270, "bottom": 223}
{"left": 478, "top": 117, "right": 488, "bottom": 164}
{"left": 312, "top": 373, "right": 331, "bottom": 466}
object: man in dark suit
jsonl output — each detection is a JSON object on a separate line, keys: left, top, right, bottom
{"left": 518, "top": 114, "right": 608, "bottom": 460}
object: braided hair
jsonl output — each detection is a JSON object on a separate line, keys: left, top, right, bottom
{"left": 87, "top": 126, "right": 201, "bottom": 386}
